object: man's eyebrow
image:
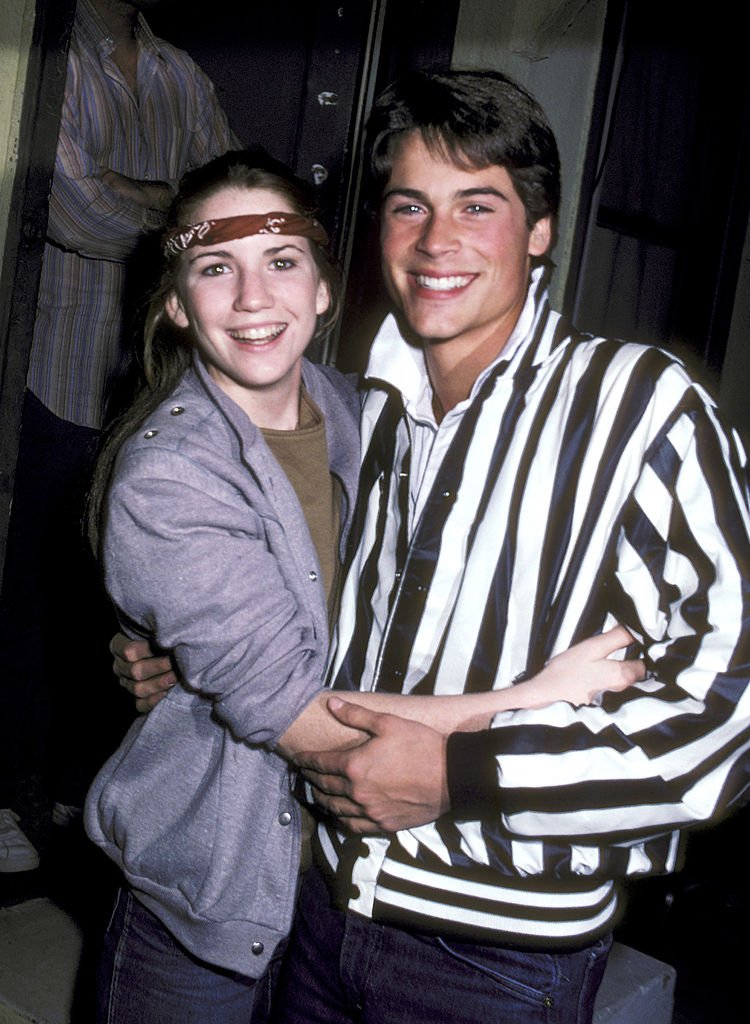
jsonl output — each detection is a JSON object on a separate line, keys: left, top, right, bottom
{"left": 382, "top": 187, "right": 426, "bottom": 203}
{"left": 382, "top": 185, "right": 509, "bottom": 203}
{"left": 456, "top": 186, "right": 507, "bottom": 200}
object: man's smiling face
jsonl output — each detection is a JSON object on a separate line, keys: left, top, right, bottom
{"left": 379, "top": 131, "right": 551, "bottom": 365}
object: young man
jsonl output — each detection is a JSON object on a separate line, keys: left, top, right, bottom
{"left": 269, "top": 70, "right": 750, "bottom": 1022}
{"left": 116, "top": 71, "right": 750, "bottom": 1022}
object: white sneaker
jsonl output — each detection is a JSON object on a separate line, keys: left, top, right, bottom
{"left": 0, "top": 808, "right": 40, "bottom": 872}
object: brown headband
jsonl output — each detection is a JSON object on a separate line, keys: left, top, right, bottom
{"left": 163, "top": 212, "right": 328, "bottom": 257}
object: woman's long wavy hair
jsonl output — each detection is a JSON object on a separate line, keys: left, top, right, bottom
{"left": 87, "top": 150, "right": 341, "bottom": 555}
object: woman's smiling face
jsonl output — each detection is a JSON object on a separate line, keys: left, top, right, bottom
{"left": 165, "top": 186, "right": 330, "bottom": 427}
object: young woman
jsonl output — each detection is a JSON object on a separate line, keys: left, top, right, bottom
{"left": 84, "top": 151, "right": 643, "bottom": 1024}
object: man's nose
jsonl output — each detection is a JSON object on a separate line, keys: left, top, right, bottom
{"left": 416, "top": 211, "right": 458, "bottom": 257}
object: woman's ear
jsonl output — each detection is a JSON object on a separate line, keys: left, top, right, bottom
{"left": 164, "top": 291, "right": 189, "bottom": 329}
{"left": 316, "top": 279, "right": 331, "bottom": 317}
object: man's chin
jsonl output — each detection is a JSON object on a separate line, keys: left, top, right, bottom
{"left": 393, "top": 308, "right": 463, "bottom": 350}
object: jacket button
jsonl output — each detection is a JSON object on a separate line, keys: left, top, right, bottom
{"left": 279, "top": 811, "right": 292, "bottom": 826}
{"left": 170, "top": 406, "right": 185, "bottom": 416}
{"left": 251, "top": 941, "right": 264, "bottom": 956}
{"left": 144, "top": 429, "right": 158, "bottom": 439}
{"left": 308, "top": 570, "right": 318, "bottom": 581}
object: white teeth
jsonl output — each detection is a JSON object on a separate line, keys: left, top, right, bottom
{"left": 415, "top": 274, "right": 473, "bottom": 291}
{"left": 229, "top": 324, "right": 285, "bottom": 342}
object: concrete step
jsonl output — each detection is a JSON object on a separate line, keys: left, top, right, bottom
{"left": 0, "top": 896, "right": 675, "bottom": 1024}
{"left": 594, "top": 941, "right": 675, "bottom": 1024}
{"left": 0, "top": 899, "right": 82, "bottom": 1024}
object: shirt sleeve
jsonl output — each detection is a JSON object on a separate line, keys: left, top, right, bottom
{"left": 443, "top": 396, "right": 750, "bottom": 869}
{"left": 103, "top": 448, "right": 325, "bottom": 746}
{"left": 45, "top": 49, "right": 237, "bottom": 262}
{"left": 46, "top": 65, "right": 163, "bottom": 262}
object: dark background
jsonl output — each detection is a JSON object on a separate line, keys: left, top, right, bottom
{"left": 1, "top": 3, "right": 749, "bottom": 1022}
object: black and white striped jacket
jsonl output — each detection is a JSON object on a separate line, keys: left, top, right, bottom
{"left": 318, "top": 264, "right": 750, "bottom": 947}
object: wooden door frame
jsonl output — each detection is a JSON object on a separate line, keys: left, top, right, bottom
{"left": 0, "top": 0, "right": 76, "bottom": 581}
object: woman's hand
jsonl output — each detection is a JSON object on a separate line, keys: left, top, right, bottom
{"left": 513, "top": 625, "right": 646, "bottom": 709}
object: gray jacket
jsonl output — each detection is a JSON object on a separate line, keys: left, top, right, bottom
{"left": 84, "top": 357, "right": 360, "bottom": 977}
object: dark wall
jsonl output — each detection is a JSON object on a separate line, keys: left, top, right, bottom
{"left": 149, "top": 2, "right": 318, "bottom": 161}
{"left": 147, "top": 1, "right": 373, "bottom": 256}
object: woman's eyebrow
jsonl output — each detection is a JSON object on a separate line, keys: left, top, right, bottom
{"left": 264, "top": 242, "right": 306, "bottom": 255}
{"left": 187, "top": 241, "right": 306, "bottom": 264}
{"left": 187, "top": 248, "right": 232, "bottom": 264}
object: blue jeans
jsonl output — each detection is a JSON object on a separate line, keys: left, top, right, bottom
{"left": 97, "top": 887, "right": 278, "bottom": 1024}
{"left": 272, "top": 867, "right": 612, "bottom": 1024}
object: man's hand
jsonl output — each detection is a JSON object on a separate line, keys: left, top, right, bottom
{"left": 295, "top": 697, "right": 449, "bottom": 834}
{"left": 100, "top": 169, "right": 174, "bottom": 211}
{"left": 111, "top": 632, "right": 177, "bottom": 713}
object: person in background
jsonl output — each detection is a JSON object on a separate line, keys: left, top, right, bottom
{"left": 0, "top": 0, "right": 236, "bottom": 872}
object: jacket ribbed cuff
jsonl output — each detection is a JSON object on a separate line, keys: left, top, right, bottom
{"left": 446, "top": 729, "right": 500, "bottom": 820}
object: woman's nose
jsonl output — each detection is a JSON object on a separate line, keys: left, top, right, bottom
{"left": 234, "top": 270, "right": 273, "bottom": 311}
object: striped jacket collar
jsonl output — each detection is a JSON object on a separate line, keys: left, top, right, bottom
{"left": 76, "top": 0, "right": 163, "bottom": 61}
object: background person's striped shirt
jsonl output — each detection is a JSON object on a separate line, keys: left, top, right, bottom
{"left": 27, "top": 0, "right": 236, "bottom": 430}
